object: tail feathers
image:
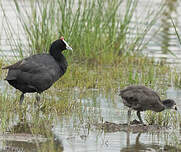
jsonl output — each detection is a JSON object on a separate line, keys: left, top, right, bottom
{"left": 2, "top": 66, "right": 8, "bottom": 70}
{"left": 2, "top": 64, "right": 14, "bottom": 69}
{"left": 5, "top": 77, "right": 16, "bottom": 81}
{"left": 2, "top": 60, "right": 23, "bottom": 70}
{"left": 119, "top": 90, "right": 125, "bottom": 96}
{"left": 4, "top": 75, "right": 17, "bottom": 81}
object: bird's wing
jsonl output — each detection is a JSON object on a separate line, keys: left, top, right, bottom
{"left": 3, "top": 55, "right": 58, "bottom": 82}
{"left": 3, "top": 54, "right": 53, "bottom": 73}
{"left": 120, "top": 87, "right": 141, "bottom": 106}
{"left": 141, "top": 89, "right": 164, "bottom": 111}
{"left": 120, "top": 86, "right": 162, "bottom": 110}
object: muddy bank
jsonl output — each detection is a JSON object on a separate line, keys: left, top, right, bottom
{"left": 95, "top": 121, "right": 170, "bottom": 133}
{"left": 0, "top": 133, "right": 47, "bottom": 143}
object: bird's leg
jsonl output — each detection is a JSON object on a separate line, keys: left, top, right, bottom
{"left": 137, "top": 111, "right": 143, "bottom": 124}
{"left": 135, "top": 133, "right": 141, "bottom": 145}
{"left": 127, "top": 108, "right": 132, "bottom": 126}
{"left": 36, "top": 94, "right": 40, "bottom": 102}
{"left": 34, "top": 93, "right": 41, "bottom": 106}
{"left": 19, "top": 93, "right": 24, "bottom": 105}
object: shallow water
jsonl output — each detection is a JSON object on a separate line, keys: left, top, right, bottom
{"left": 1, "top": 0, "right": 181, "bottom": 152}
{"left": 50, "top": 88, "right": 181, "bottom": 152}
{"left": 0, "top": 85, "right": 180, "bottom": 152}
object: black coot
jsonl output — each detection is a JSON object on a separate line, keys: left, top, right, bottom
{"left": 3, "top": 37, "right": 72, "bottom": 104}
{"left": 119, "top": 85, "right": 177, "bottom": 124}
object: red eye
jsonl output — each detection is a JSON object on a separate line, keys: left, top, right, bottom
{"left": 60, "top": 36, "right": 64, "bottom": 40}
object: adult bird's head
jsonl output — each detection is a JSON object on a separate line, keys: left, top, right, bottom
{"left": 50, "top": 36, "right": 73, "bottom": 53}
{"left": 60, "top": 36, "right": 73, "bottom": 51}
{"left": 162, "top": 99, "right": 177, "bottom": 110}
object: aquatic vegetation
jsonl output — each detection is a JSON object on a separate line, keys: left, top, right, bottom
{"left": 172, "top": 17, "right": 181, "bottom": 48}
{"left": 0, "top": 59, "right": 3, "bottom": 75}
{"left": 53, "top": 55, "right": 173, "bottom": 91}
{"left": 1, "top": 0, "right": 162, "bottom": 63}
{"left": 145, "top": 110, "right": 178, "bottom": 127}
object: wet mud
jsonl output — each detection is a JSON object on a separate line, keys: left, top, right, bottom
{"left": 95, "top": 120, "right": 170, "bottom": 133}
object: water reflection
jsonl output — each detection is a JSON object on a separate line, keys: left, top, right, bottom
{"left": 53, "top": 136, "right": 64, "bottom": 152}
{"left": 2, "top": 141, "right": 38, "bottom": 152}
{"left": 121, "top": 133, "right": 161, "bottom": 152}
{"left": 0, "top": 137, "right": 64, "bottom": 152}
{"left": 0, "top": 110, "right": 64, "bottom": 152}
{"left": 120, "top": 132, "right": 180, "bottom": 152}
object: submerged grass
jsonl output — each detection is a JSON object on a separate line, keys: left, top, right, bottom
{"left": 55, "top": 55, "right": 173, "bottom": 91}
{"left": 145, "top": 110, "right": 178, "bottom": 127}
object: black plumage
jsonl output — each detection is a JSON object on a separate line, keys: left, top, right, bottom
{"left": 3, "top": 37, "right": 72, "bottom": 104}
{"left": 119, "top": 85, "right": 177, "bottom": 124}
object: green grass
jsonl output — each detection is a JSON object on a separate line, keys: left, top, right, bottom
{"left": 0, "top": 0, "right": 163, "bottom": 63}
{"left": 145, "top": 110, "right": 178, "bottom": 127}
{"left": 54, "top": 55, "right": 173, "bottom": 90}
{"left": 171, "top": 18, "right": 181, "bottom": 88}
